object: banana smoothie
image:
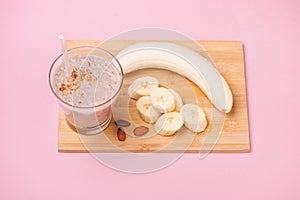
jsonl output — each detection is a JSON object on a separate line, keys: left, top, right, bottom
{"left": 50, "top": 47, "right": 123, "bottom": 134}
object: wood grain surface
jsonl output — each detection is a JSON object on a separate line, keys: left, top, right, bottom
{"left": 57, "top": 40, "right": 250, "bottom": 153}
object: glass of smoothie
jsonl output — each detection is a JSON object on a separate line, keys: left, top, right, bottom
{"left": 49, "top": 46, "right": 123, "bottom": 134}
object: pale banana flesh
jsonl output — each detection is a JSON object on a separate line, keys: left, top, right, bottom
{"left": 150, "top": 88, "right": 175, "bottom": 113}
{"left": 169, "top": 89, "right": 183, "bottom": 112}
{"left": 136, "top": 96, "right": 161, "bottom": 124}
{"left": 181, "top": 104, "right": 207, "bottom": 132}
{"left": 127, "top": 76, "right": 159, "bottom": 100}
{"left": 154, "top": 112, "right": 184, "bottom": 136}
{"left": 116, "top": 42, "right": 233, "bottom": 113}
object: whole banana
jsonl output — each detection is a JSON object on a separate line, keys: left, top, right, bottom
{"left": 116, "top": 42, "right": 233, "bottom": 113}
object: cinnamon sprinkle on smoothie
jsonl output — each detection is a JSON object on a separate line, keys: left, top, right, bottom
{"left": 59, "top": 68, "right": 98, "bottom": 96}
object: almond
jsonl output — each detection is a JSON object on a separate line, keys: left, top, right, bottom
{"left": 117, "top": 128, "right": 126, "bottom": 141}
{"left": 133, "top": 126, "right": 149, "bottom": 136}
{"left": 115, "top": 120, "right": 131, "bottom": 127}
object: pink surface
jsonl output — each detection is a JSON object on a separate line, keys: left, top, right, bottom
{"left": 1, "top": 0, "right": 299, "bottom": 199}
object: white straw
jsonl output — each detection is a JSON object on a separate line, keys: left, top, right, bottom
{"left": 58, "top": 34, "right": 71, "bottom": 74}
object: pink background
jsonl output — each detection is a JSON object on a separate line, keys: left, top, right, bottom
{"left": 1, "top": 0, "right": 299, "bottom": 199}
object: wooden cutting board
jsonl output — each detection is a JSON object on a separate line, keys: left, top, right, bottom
{"left": 57, "top": 40, "right": 250, "bottom": 153}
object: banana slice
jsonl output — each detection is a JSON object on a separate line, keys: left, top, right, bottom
{"left": 136, "top": 96, "right": 161, "bottom": 123}
{"left": 150, "top": 88, "right": 175, "bottom": 113}
{"left": 117, "top": 42, "right": 233, "bottom": 113}
{"left": 155, "top": 112, "right": 184, "bottom": 136}
{"left": 169, "top": 89, "right": 183, "bottom": 112}
{"left": 181, "top": 104, "right": 207, "bottom": 132}
{"left": 128, "top": 76, "right": 159, "bottom": 100}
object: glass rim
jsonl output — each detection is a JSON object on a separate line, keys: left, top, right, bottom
{"left": 48, "top": 46, "right": 124, "bottom": 109}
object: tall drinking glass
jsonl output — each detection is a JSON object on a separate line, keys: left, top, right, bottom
{"left": 49, "top": 46, "right": 123, "bottom": 134}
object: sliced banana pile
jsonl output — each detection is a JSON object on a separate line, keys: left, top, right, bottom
{"left": 129, "top": 76, "right": 207, "bottom": 136}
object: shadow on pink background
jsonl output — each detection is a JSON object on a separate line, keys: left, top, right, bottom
{"left": 0, "top": 0, "right": 299, "bottom": 199}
